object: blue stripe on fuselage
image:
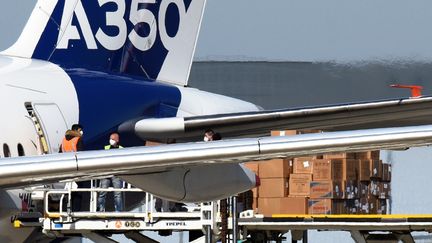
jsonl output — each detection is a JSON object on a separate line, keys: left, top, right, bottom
{"left": 66, "top": 69, "right": 181, "bottom": 150}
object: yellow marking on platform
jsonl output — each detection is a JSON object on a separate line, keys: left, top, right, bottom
{"left": 271, "top": 214, "right": 432, "bottom": 219}
{"left": 13, "top": 220, "right": 21, "bottom": 228}
{"left": 46, "top": 213, "right": 61, "bottom": 218}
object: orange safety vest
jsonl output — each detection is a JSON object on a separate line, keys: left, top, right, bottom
{"left": 61, "top": 137, "right": 80, "bottom": 152}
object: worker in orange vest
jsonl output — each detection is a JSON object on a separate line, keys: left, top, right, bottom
{"left": 59, "top": 124, "right": 83, "bottom": 153}
{"left": 59, "top": 124, "right": 85, "bottom": 211}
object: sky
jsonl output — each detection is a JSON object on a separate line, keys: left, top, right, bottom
{"left": 196, "top": 0, "right": 432, "bottom": 62}
{"left": 2, "top": 0, "right": 432, "bottom": 62}
{"left": 0, "top": 1, "right": 35, "bottom": 50}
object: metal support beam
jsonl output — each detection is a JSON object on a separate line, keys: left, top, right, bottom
{"left": 220, "top": 199, "right": 228, "bottom": 243}
{"left": 350, "top": 231, "right": 367, "bottom": 243}
{"left": 232, "top": 196, "right": 238, "bottom": 243}
{"left": 303, "top": 230, "right": 308, "bottom": 243}
{"left": 395, "top": 232, "right": 415, "bottom": 243}
{"left": 291, "top": 230, "right": 303, "bottom": 241}
{"left": 82, "top": 232, "right": 118, "bottom": 243}
{"left": 205, "top": 225, "right": 212, "bottom": 243}
{"left": 124, "top": 231, "right": 159, "bottom": 243}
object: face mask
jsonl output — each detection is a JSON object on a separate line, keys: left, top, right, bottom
{"left": 109, "top": 139, "right": 117, "bottom": 146}
{"left": 80, "top": 130, "right": 83, "bottom": 136}
{"left": 203, "top": 136, "right": 209, "bottom": 142}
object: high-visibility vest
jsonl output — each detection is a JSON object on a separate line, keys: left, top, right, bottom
{"left": 61, "top": 137, "right": 80, "bottom": 152}
{"left": 104, "top": 145, "right": 124, "bottom": 150}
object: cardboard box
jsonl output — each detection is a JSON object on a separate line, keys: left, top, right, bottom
{"left": 369, "top": 197, "right": 378, "bottom": 214}
{"left": 258, "top": 197, "right": 308, "bottom": 216}
{"left": 345, "top": 199, "right": 360, "bottom": 214}
{"left": 359, "top": 197, "right": 379, "bottom": 214}
{"left": 258, "top": 178, "right": 289, "bottom": 198}
{"left": 333, "top": 199, "right": 347, "bottom": 214}
{"left": 297, "top": 129, "right": 322, "bottom": 134}
{"left": 308, "top": 199, "right": 336, "bottom": 214}
{"left": 370, "top": 180, "right": 379, "bottom": 196}
{"left": 377, "top": 199, "right": 387, "bottom": 214}
{"left": 145, "top": 141, "right": 163, "bottom": 146}
{"left": 359, "top": 198, "right": 370, "bottom": 214}
{"left": 359, "top": 182, "right": 369, "bottom": 198}
{"left": 378, "top": 182, "right": 391, "bottom": 199}
{"left": 312, "top": 159, "right": 343, "bottom": 181}
{"left": 310, "top": 181, "right": 343, "bottom": 198}
{"left": 342, "top": 159, "right": 359, "bottom": 181}
{"left": 238, "top": 190, "right": 254, "bottom": 211}
{"left": 344, "top": 180, "right": 359, "bottom": 199}
{"left": 358, "top": 160, "right": 371, "bottom": 181}
{"left": 270, "top": 130, "right": 298, "bottom": 136}
{"left": 294, "top": 156, "right": 318, "bottom": 161}
{"left": 293, "top": 158, "right": 314, "bottom": 174}
{"left": 382, "top": 163, "right": 392, "bottom": 182}
{"left": 259, "top": 159, "right": 292, "bottom": 178}
{"left": 323, "top": 152, "right": 356, "bottom": 159}
{"left": 244, "top": 162, "right": 259, "bottom": 175}
{"left": 289, "top": 174, "right": 312, "bottom": 196}
{"left": 370, "top": 160, "right": 383, "bottom": 179}
{"left": 356, "top": 151, "right": 380, "bottom": 160}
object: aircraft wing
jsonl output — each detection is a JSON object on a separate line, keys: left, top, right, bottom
{"left": 127, "top": 96, "right": 432, "bottom": 141}
{"left": 1, "top": 124, "right": 432, "bottom": 188}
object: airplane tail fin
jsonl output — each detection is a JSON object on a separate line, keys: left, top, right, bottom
{"left": 2, "top": 0, "right": 206, "bottom": 86}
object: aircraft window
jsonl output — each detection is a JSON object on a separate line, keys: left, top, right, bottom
{"left": 3, "top": 144, "right": 10, "bottom": 157}
{"left": 18, "top": 144, "right": 25, "bottom": 156}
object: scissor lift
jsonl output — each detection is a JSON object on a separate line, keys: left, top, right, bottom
{"left": 12, "top": 184, "right": 432, "bottom": 243}
{"left": 13, "top": 181, "right": 218, "bottom": 243}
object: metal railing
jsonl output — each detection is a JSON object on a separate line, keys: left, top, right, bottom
{"left": 43, "top": 180, "right": 145, "bottom": 222}
{"left": 40, "top": 180, "right": 217, "bottom": 230}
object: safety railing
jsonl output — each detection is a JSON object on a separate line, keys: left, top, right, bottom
{"left": 41, "top": 180, "right": 217, "bottom": 229}
{"left": 44, "top": 181, "right": 145, "bottom": 222}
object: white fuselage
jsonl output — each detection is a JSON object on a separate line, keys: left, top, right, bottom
{"left": 0, "top": 55, "right": 79, "bottom": 155}
{"left": 0, "top": 54, "right": 260, "bottom": 241}
{"left": 0, "top": 55, "right": 78, "bottom": 241}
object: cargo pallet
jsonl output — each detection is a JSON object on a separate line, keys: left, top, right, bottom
{"left": 239, "top": 212, "right": 432, "bottom": 242}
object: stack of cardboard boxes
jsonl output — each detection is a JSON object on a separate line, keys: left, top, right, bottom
{"left": 244, "top": 130, "right": 392, "bottom": 216}
{"left": 255, "top": 158, "right": 308, "bottom": 216}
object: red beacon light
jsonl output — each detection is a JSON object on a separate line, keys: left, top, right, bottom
{"left": 390, "top": 84, "right": 423, "bottom": 98}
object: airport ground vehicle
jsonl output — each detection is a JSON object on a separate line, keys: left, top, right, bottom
{"left": 13, "top": 183, "right": 429, "bottom": 243}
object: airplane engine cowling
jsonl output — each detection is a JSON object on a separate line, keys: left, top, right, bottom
{"left": 121, "top": 163, "right": 257, "bottom": 202}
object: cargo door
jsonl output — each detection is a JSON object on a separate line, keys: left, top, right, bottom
{"left": 31, "top": 103, "right": 68, "bottom": 153}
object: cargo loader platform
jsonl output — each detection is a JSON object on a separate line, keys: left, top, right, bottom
{"left": 12, "top": 182, "right": 432, "bottom": 243}
{"left": 12, "top": 183, "right": 218, "bottom": 243}
{"left": 239, "top": 213, "right": 432, "bottom": 242}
